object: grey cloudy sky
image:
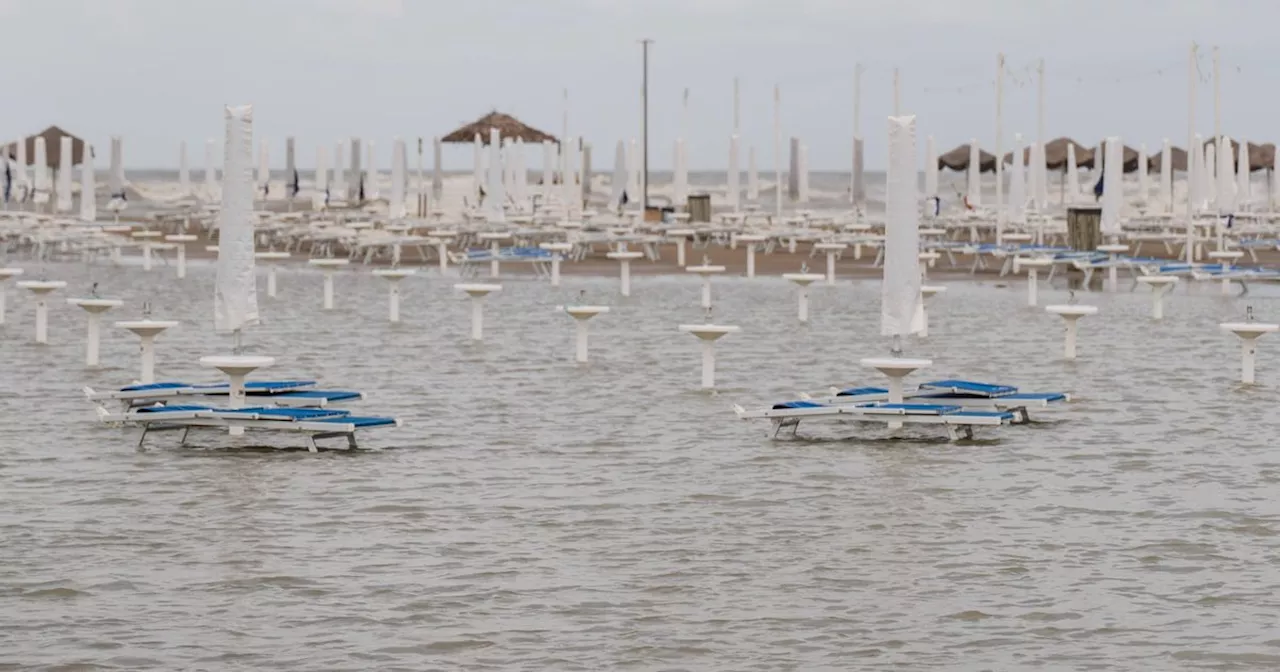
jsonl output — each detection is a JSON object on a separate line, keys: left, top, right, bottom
{"left": 2, "top": 0, "right": 1271, "bottom": 169}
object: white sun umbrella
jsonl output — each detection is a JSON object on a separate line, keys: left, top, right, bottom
{"left": 541, "top": 140, "right": 554, "bottom": 202}
{"left": 1205, "top": 142, "right": 1217, "bottom": 209}
{"left": 365, "top": 141, "right": 378, "bottom": 200}
{"left": 1065, "top": 143, "right": 1080, "bottom": 203}
{"left": 486, "top": 128, "right": 505, "bottom": 222}
{"left": 1159, "top": 140, "right": 1173, "bottom": 212}
{"left": 1033, "top": 141, "right": 1050, "bottom": 211}
{"left": 923, "top": 136, "right": 938, "bottom": 212}
{"left": 313, "top": 145, "right": 330, "bottom": 210}
{"left": 573, "top": 138, "right": 584, "bottom": 206}
{"left": 349, "top": 139, "right": 362, "bottom": 200}
{"left": 332, "top": 140, "right": 347, "bottom": 199}
{"left": 882, "top": 115, "right": 924, "bottom": 339}
{"left": 727, "top": 134, "right": 740, "bottom": 210}
{"left": 415, "top": 137, "right": 424, "bottom": 201}
{"left": 32, "top": 137, "right": 49, "bottom": 203}
{"left": 107, "top": 136, "right": 126, "bottom": 207}
{"left": 514, "top": 138, "right": 527, "bottom": 206}
{"left": 852, "top": 137, "right": 866, "bottom": 209}
{"left": 469, "top": 133, "right": 483, "bottom": 204}
{"left": 966, "top": 139, "right": 981, "bottom": 207}
{"left": 500, "top": 138, "right": 512, "bottom": 195}
{"left": 13, "top": 135, "right": 28, "bottom": 200}
{"left": 1182, "top": 136, "right": 1192, "bottom": 209}
{"left": 1216, "top": 137, "right": 1235, "bottom": 215}
{"left": 178, "top": 141, "right": 190, "bottom": 196}
{"left": 55, "top": 137, "right": 73, "bottom": 213}
{"left": 1135, "top": 143, "right": 1149, "bottom": 206}
{"left": 1236, "top": 139, "right": 1250, "bottom": 208}
{"left": 390, "top": 138, "right": 406, "bottom": 219}
{"left": 1273, "top": 145, "right": 1280, "bottom": 211}
{"left": 214, "top": 105, "right": 260, "bottom": 346}
{"left": 505, "top": 139, "right": 518, "bottom": 206}
{"left": 747, "top": 147, "right": 759, "bottom": 200}
{"left": 672, "top": 139, "right": 687, "bottom": 206}
{"left": 400, "top": 139, "right": 411, "bottom": 205}
{"left": 1024, "top": 142, "right": 1038, "bottom": 211}
{"left": 1101, "top": 137, "right": 1123, "bottom": 239}
{"left": 1008, "top": 134, "right": 1026, "bottom": 226}
{"left": 79, "top": 144, "right": 96, "bottom": 222}
{"left": 256, "top": 139, "right": 270, "bottom": 199}
{"left": 285, "top": 137, "right": 298, "bottom": 200}
{"left": 799, "top": 144, "right": 811, "bottom": 202}
{"left": 562, "top": 138, "right": 577, "bottom": 214}
{"left": 627, "top": 139, "right": 640, "bottom": 199}
{"left": 432, "top": 136, "right": 443, "bottom": 201}
{"left": 204, "top": 138, "right": 218, "bottom": 198}
{"left": 609, "top": 139, "right": 629, "bottom": 211}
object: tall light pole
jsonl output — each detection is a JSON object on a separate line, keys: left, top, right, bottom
{"left": 640, "top": 38, "right": 653, "bottom": 211}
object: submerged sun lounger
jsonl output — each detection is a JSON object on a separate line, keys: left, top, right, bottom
{"left": 735, "top": 378, "right": 1069, "bottom": 440}
{"left": 85, "top": 381, "right": 366, "bottom": 409}
{"left": 823, "top": 379, "right": 1068, "bottom": 416}
{"left": 99, "top": 403, "right": 401, "bottom": 451}
{"left": 734, "top": 399, "right": 1015, "bottom": 441}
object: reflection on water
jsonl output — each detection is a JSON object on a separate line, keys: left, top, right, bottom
{"left": 3, "top": 261, "right": 1280, "bottom": 669}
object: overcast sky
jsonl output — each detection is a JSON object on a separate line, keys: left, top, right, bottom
{"left": 2, "top": 0, "right": 1273, "bottom": 169}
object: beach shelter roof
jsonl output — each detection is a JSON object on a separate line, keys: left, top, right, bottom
{"left": 441, "top": 111, "right": 558, "bottom": 145}
{"left": 4, "top": 125, "right": 89, "bottom": 168}
{"left": 1146, "top": 146, "right": 1189, "bottom": 172}
{"left": 937, "top": 143, "right": 996, "bottom": 172}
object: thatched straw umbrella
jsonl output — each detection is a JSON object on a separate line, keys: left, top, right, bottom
{"left": 441, "top": 111, "right": 558, "bottom": 145}
{"left": 1077, "top": 141, "right": 1139, "bottom": 172}
{"left": 1199, "top": 137, "right": 1273, "bottom": 171}
{"left": 937, "top": 144, "right": 996, "bottom": 172}
{"left": 1255, "top": 143, "right": 1276, "bottom": 171}
{"left": 1203, "top": 136, "right": 1264, "bottom": 171}
{"left": 4, "top": 125, "right": 89, "bottom": 168}
{"left": 1147, "top": 146, "right": 1189, "bottom": 172}
{"left": 1002, "top": 137, "right": 1093, "bottom": 170}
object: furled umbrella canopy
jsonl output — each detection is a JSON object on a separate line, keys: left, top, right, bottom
{"left": 4, "top": 125, "right": 89, "bottom": 168}
{"left": 441, "top": 111, "right": 558, "bottom": 145}
{"left": 937, "top": 143, "right": 997, "bottom": 172}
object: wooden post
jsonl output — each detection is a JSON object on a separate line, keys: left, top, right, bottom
{"left": 1067, "top": 206, "right": 1102, "bottom": 251}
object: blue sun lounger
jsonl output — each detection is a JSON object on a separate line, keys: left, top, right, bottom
{"left": 822, "top": 379, "right": 1068, "bottom": 420}
{"left": 736, "top": 378, "right": 1069, "bottom": 438}
{"left": 85, "top": 381, "right": 366, "bottom": 409}
{"left": 733, "top": 399, "right": 1015, "bottom": 441}
{"left": 103, "top": 403, "right": 401, "bottom": 451}
{"left": 453, "top": 246, "right": 554, "bottom": 278}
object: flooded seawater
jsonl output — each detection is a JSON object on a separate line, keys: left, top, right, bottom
{"left": 5, "top": 260, "right": 1280, "bottom": 670}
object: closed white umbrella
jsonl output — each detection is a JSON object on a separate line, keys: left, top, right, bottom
{"left": 79, "top": 144, "right": 96, "bottom": 222}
